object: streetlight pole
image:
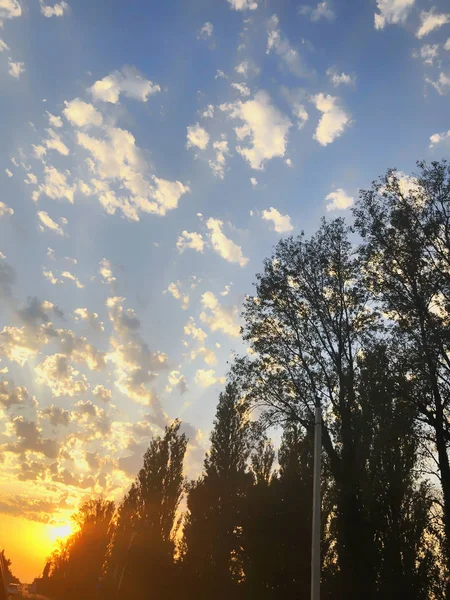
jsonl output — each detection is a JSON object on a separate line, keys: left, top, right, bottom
{"left": 310, "top": 401, "right": 322, "bottom": 600}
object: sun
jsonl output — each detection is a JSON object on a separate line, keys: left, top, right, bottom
{"left": 48, "top": 522, "right": 73, "bottom": 543}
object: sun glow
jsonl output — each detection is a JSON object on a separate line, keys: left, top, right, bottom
{"left": 48, "top": 522, "right": 73, "bottom": 543}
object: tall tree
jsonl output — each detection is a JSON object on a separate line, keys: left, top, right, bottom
{"left": 354, "top": 160, "right": 450, "bottom": 590}
{"left": 182, "top": 381, "right": 252, "bottom": 598}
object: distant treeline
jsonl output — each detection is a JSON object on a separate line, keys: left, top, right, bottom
{"left": 38, "top": 161, "right": 450, "bottom": 600}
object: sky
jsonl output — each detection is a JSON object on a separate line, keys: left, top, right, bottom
{"left": 0, "top": 0, "right": 450, "bottom": 583}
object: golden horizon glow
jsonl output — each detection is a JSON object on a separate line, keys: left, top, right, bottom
{"left": 47, "top": 521, "right": 74, "bottom": 543}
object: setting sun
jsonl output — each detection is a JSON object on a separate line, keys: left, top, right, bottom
{"left": 48, "top": 522, "right": 74, "bottom": 543}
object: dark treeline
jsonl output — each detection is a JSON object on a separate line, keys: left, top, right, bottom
{"left": 40, "top": 161, "right": 450, "bottom": 599}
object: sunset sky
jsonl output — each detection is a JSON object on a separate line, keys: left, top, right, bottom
{"left": 0, "top": 0, "right": 449, "bottom": 583}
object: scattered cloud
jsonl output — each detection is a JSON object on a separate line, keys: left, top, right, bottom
{"left": 209, "top": 137, "right": 230, "bottom": 179}
{"left": 231, "top": 82, "right": 251, "bottom": 96}
{"left": 40, "top": 1, "right": 69, "bottom": 18}
{"left": 326, "top": 67, "right": 356, "bottom": 86}
{"left": 200, "top": 291, "right": 241, "bottom": 337}
{"left": 202, "top": 104, "right": 215, "bottom": 118}
{"left": 215, "top": 69, "right": 227, "bottom": 79}
{"left": 177, "top": 230, "right": 205, "bottom": 253}
{"left": 262, "top": 207, "right": 294, "bottom": 233}
{"left": 267, "top": 14, "right": 312, "bottom": 78}
{"left": 374, "top": 0, "right": 414, "bottom": 30}
{"left": 0, "top": 380, "right": 28, "bottom": 409}
{"left": 37, "top": 211, "right": 67, "bottom": 236}
{"left": 73, "top": 308, "right": 104, "bottom": 331}
{"left": 413, "top": 44, "right": 439, "bottom": 65}
{"left": 198, "top": 22, "right": 213, "bottom": 39}
{"left": 44, "top": 129, "right": 70, "bottom": 156}
{"left": 0, "top": 39, "right": 10, "bottom": 52}
{"left": 35, "top": 354, "right": 88, "bottom": 397}
{"left": 167, "top": 370, "right": 187, "bottom": 394}
{"left": 299, "top": 2, "right": 335, "bottom": 22}
{"left": 227, "top": 0, "right": 258, "bottom": 11}
{"left": 430, "top": 130, "right": 450, "bottom": 147}
{"left": 89, "top": 67, "right": 161, "bottom": 104}
{"left": 46, "top": 112, "right": 63, "bottom": 128}
{"left": 0, "top": 202, "right": 14, "bottom": 218}
{"left": 445, "top": 38, "right": 450, "bottom": 51}
{"left": 166, "top": 282, "right": 189, "bottom": 310}
{"left": 220, "top": 91, "right": 292, "bottom": 170}
{"left": 33, "top": 166, "right": 75, "bottom": 203}
{"left": 426, "top": 72, "right": 450, "bottom": 95}
{"left": 235, "top": 60, "right": 260, "bottom": 79}
{"left": 312, "top": 93, "right": 351, "bottom": 146}
{"left": 186, "top": 123, "right": 210, "bottom": 150}
{"left": 0, "top": 0, "right": 22, "bottom": 21}
{"left": 194, "top": 368, "right": 225, "bottom": 388}
{"left": 60, "top": 270, "right": 84, "bottom": 289}
{"left": 63, "top": 99, "right": 103, "bottom": 128}
{"left": 5, "top": 168, "right": 13, "bottom": 178}
{"left": 281, "top": 87, "right": 309, "bottom": 129}
{"left": 206, "top": 218, "right": 248, "bottom": 267}
{"left": 250, "top": 177, "right": 257, "bottom": 187}
{"left": 325, "top": 188, "right": 354, "bottom": 211}
{"left": 8, "top": 59, "right": 25, "bottom": 79}
{"left": 93, "top": 385, "right": 112, "bottom": 402}
{"left": 417, "top": 10, "right": 450, "bottom": 39}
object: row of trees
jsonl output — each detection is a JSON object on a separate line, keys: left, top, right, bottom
{"left": 42, "top": 161, "right": 450, "bottom": 599}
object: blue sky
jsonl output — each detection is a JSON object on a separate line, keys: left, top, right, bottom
{"left": 0, "top": 0, "right": 450, "bottom": 580}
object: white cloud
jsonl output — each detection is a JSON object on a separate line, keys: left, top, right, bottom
{"left": 445, "top": 38, "right": 450, "bottom": 51}
{"left": 8, "top": 59, "right": 25, "bottom": 79}
{"left": 250, "top": 177, "right": 257, "bottom": 187}
{"left": 299, "top": 2, "right": 335, "bottom": 21}
{"left": 326, "top": 67, "right": 356, "bottom": 86}
{"left": 374, "top": 0, "right": 414, "bottom": 30}
{"left": 35, "top": 354, "right": 87, "bottom": 397}
{"left": 231, "top": 82, "right": 251, "bottom": 96}
{"left": 186, "top": 123, "right": 210, "bottom": 150}
{"left": 426, "top": 72, "right": 450, "bottom": 95}
{"left": 61, "top": 270, "right": 84, "bottom": 289}
{"left": 89, "top": 67, "right": 161, "bottom": 104}
{"left": 177, "top": 230, "right": 205, "bottom": 253}
{"left": 227, "top": 0, "right": 258, "bottom": 11}
{"left": 312, "top": 93, "right": 351, "bottom": 146}
{"left": 198, "top": 21, "right": 213, "bottom": 39}
{"left": 209, "top": 137, "right": 230, "bottom": 179}
{"left": 33, "top": 166, "right": 75, "bottom": 203}
{"left": 200, "top": 291, "right": 241, "bottom": 337}
{"left": 266, "top": 14, "right": 311, "bottom": 78}
{"left": 0, "top": 39, "right": 9, "bottom": 52}
{"left": 215, "top": 69, "right": 227, "bottom": 79}
{"left": 46, "top": 112, "right": 63, "bottom": 128}
{"left": 37, "top": 211, "right": 66, "bottom": 236}
{"left": 262, "top": 207, "right": 294, "bottom": 233}
{"left": 202, "top": 104, "right": 215, "bottom": 118}
{"left": 5, "top": 168, "right": 13, "bottom": 177}
{"left": 0, "top": 202, "right": 14, "bottom": 218}
{"left": 281, "top": 87, "right": 309, "bottom": 129}
{"left": 167, "top": 370, "right": 187, "bottom": 394}
{"left": 40, "top": 1, "right": 69, "bottom": 17}
{"left": 325, "top": 188, "right": 354, "bottom": 211}
{"left": 63, "top": 98, "right": 103, "bottom": 128}
{"left": 44, "top": 129, "right": 70, "bottom": 156}
{"left": 206, "top": 218, "right": 248, "bottom": 267}
{"left": 417, "top": 10, "right": 450, "bottom": 39}
{"left": 235, "top": 60, "right": 260, "bottom": 78}
{"left": 0, "top": 0, "right": 22, "bottom": 21}
{"left": 430, "top": 130, "right": 450, "bottom": 147}
{"left": 93, "top": 385, "right": 111, "bottom": 402}
{"left": 220, "top": 91, "right": 291, "bottom": 170}
{"left": 184, "top": 317, "right": 208, "bottom": 344}
{"left": 99, "top": 258, "right": 116, "bottom": 284}
{"left": 167, "top": 281, "right": 189, "bottom": 310}
{"left": 74, "top": 308, "right": 104, "bottom": 331}
{"left": 413, "top": 44, "right": 439, "bottom": 65}
{"left": 42, "top": 268, "right": 62, "bottom": 284}
{"left": 194, "top": 369, "right": 225, "bottom": 388}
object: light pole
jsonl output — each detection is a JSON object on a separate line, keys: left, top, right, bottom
{"left": 310, "top": 400, "right": 322, "bottom": 600}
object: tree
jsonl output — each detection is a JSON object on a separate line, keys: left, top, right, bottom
{"left": 182, "top": 381, "right": 252, "bottom": 598}
{"left": 106, "top": 420, "right": 187, "bottom": 599}
{"left": 354, "top": 161, "right": 450, "bottom": 590}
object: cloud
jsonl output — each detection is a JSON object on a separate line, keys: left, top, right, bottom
{"left": 220, "top": 91, "right": 291, "bottom": 170}
{"left": 63, "top": 98, "right": 103, "bottom": 128}
{"left": 417, "top": 10, "right": 450, "bottom": 39}
{"left": 167, "top": 281, "right": 189, "bottom": 310}
{"left": 299, "top": 2, "right": 335, "bottom": 21}
{"left": 0, "top": 257, "right": 15, "bottom": 299}
{"left": 215, "top": 69, "right": 227, "bottom": 79}
{"left": 325, "top": 188, "right": 354, "bottom": 211}
{"left": 209, "top": 137, "right": 230, "bottom": 179}
{"left": 202, "top": 104, "right": 215, "bottom": 118}
{"left": 73, "top": 308, "right": 104, "bottom": 331}
{"left": 44, "top": 128, "right": 70, "bottom": 156}
{"left": 374, "top": 0, "right": 414, "bottom": 30}
{"left": 8, "top": 59, "right": 25, "bottom": 79}
{"left": 99, "top": 258, "right": 116, "bottom": 284}
{"left": 46, "top": 112, "right": 63, "bottom": 128}
{"left": 60, "top": 271, "right": 84, "bottom": 288}
{"left": 206, "top": 218, "right": 248, "bottom": 266}
{"left": 76, "top": 126, "right": 189, "bottom": 219}
{"left": 426, "top": 72, "right": 450, "bottom": 95}
{"left": 0, "top": 39, "right": 9, "bottom": 52}
{"left": 35, "top": 354, "right": 88, "bottom": 397}
{"left": 40, "top": 1, "right": 69, "bottom": 17}
{"left": 0, "top": 0, "right": 22, "bottom": 21}
{"left": 326, "top": 67, "right": 356, "bottom": 86}
{"left": 194, "top": 369, "right": 226, "bottom": 388}
{"left": 37, "top": 211, "right": 67, "bottom": 236}
{"left": 198, "top": 22, "right": 213, "bottom": 39}
{"left": 186, "top": 123, "right": 210, "bottom": 150}
{"left": 250, "top": 177, "right": 257, "bottom": 187}
{"left": 200, "top": 291, "right": 241, "bottom": 337}
{"left": 445, "top": 38, "right": 450, "bottom": 51}
{"left": 262, "top": 207, "right": 294, "bottom": 233}
{"left": 231, "top": 82, "right": 250, "bottom": 96}
{"left": 93, "top": 385, "right": 112, "bottom": 402}
{"left": 266, "top": 15, "right": 312, "bottom": 78}
{"left": 0, "top": 380, "right": 28, "bottom": 409}
{"left": 41, "top": 405, "right": 70, "bottom": 427}
{"left": 167, "top": 370, "right": 188, "bottom": 394}
{"left": 33, "top": 166, "right": 75, "bottom": 203}
{"left": 281, "top": 87, "right": 309, "bottom": 129}
{"left": 430, "top": 130, "right": 450, "bottom": 147}
{"left": 5, "top": 168, "right": 13, "bottom": 177}
{"left": 312, "top": 93, "right": 351, "bottom": 146}
{"left": 89, "top": 67, "right": 161, "bottom": 104}
{"left": 0, "top": 201, "right": 14, "bottom": 218}
{"left": 413, "top": 44, "right": 439, "bottom": 65}
{"left": 235, "top": 60, "right": 260, "bottom": 78}
{"left": 5, "top": 417, "right": 60, "bottom": 459}
{"left": 227, "top": 0, "right": 258, "bottom": 11}
{"left": 177, "top": 230, "right": 205, "bottom": 253}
